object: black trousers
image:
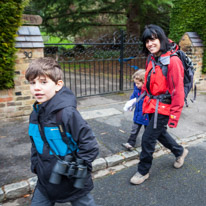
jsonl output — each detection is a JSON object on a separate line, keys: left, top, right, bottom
{"left": 138, "top": 113, "right": 184, "bottom": 175}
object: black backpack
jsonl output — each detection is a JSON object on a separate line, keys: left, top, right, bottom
{"left": 171, "top": 50, "right": 196, "bottom": 106}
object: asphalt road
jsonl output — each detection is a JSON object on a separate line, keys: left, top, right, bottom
{"left": 3, "top": 140, "right": 206, "bottom": 206}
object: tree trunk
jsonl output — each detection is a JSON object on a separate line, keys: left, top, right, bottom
{"left": 126, "top": 3, "right": 140, "bottom": 37}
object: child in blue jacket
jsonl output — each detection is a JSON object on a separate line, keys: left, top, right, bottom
{"left": 25, "top": 57, "right": 99, "bottom": 206}
{"left": 122, "top": 69, "right": 149, "bottom": 151}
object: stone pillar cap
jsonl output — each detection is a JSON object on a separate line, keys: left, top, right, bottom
{"left": 182, "top": 32, "right": 204, "bottom": 47}
{"left": 15, "top": 26, "right": 44, "bottom": 48}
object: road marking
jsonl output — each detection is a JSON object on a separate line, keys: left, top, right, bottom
{"left": 80, "top": 108, "right": 122, "bottom": 120}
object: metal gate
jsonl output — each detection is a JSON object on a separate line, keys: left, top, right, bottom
{"left": 44, "top": 30, "right": 147, "bottom": 98}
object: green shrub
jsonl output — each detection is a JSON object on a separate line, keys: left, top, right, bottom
{"left": 169, "top": 0, "right": 206, "bottom": 73}
{"left": 0, "top": 0, "right": 23, "bottom": 90}
{"left": 42, "top": 32, "right": 74, "bottom": 49}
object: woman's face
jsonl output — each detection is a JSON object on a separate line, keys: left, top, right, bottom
{"left": 146, "top": 38, "right": 161, "bottom": 56}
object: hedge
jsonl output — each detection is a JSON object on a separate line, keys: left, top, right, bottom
{"left": 0, "top": 0, "right": 23, "bottom": 90}
{"left": 169, "top": 0, "right": 206, "bottom": 73}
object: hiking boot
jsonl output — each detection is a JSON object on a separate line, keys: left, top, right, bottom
{"left": 174, "top": 148, "right": 189, "bottom": 169}
{"left": 130, "top": 172, "right": 149, "bottom": 185}
{"left": 121, "top": 142, "right": 134, "bottom": 151}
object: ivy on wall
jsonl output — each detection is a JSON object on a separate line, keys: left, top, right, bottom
{"left": 169, "top": 0, "right": 206, "bottom": 73}
{"left": 0, "top": 0, "right": 23, "bottom": 90}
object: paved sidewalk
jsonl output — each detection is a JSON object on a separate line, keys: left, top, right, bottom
{"left": 0, "top": 91, "right": 206, "bottom": 203}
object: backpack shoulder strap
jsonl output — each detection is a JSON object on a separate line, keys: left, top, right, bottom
{"left": 56, "top": 109, "right": 63, "bottom": 123}
{"left": 56, "top": 109, "right": 77, "bottom": 156}
{"left": 146, "top": 54, "right": 152, "bottom": 68}
{"left": 170, "top": 51, "right": 178, "bottom": 57}
{"left": 56, "top": 110, "right": 71, "bottom": 146}
{"left": 37, "top": 114, "right": 61, "bottom": 160}
{"left": 136, "top": 91, "right": 147, "bottom": 103}
{"left": 158, "top": 55, "right": 170, "bottom": 78}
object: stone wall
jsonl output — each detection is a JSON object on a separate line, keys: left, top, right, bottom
{"left": 179, "top": 32, "right": 206, "bottom": 91}
{"left": 0, "top": 48, "right": 44, "bottom": 122}
{"left": 0, "top": 25, "right": 44, "bottom": 122}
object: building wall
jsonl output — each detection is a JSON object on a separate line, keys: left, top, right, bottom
{"left": 179, "top": 32, "right": 206, "bottom": 91}
{"left": 0, "top": 48, "right": 43, "bottom": 122}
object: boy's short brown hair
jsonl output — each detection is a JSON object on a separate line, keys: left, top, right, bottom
{"left": 25, "top": 57, "right": 63, "bottom": 83}
{"left": 132, "top": 69, "right": 145, "bottom": 83}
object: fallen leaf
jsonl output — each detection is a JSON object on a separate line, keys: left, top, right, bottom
{"left": 109, "top": 170, "right": 116, "bottom": 175}
{"left": 119, "top": 129, "right": 125, "bottom": 133}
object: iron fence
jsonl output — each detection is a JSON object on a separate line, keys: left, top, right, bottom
{"left": 44, "top": 30, "right": 147, "bottom": 98}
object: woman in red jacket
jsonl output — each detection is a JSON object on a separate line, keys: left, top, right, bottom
{"left": 130, "top": 24, "right": 189, "bottom": 185}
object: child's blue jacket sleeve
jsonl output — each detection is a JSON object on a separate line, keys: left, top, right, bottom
{"left": 129, "top": 84, "right": 149, "bottom": 125}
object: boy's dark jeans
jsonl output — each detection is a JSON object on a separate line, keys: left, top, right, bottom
{"left": 31, "top": 187, "right": 97, "bottom": 206}
{"left": 138, "top": 113, "right": 184, "bottom": 175}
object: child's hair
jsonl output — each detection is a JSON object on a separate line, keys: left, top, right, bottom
{"left": 132, "top": 69, "right": 145, "bottom": 83}
{"left": 25, "top": 57, "right": 63, "bottom": 83}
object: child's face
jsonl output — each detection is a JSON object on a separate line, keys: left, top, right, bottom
{"left": 134, "top": 79, "right": 143, "bottom": 89}
{"left": 29, "top": 76, "right": 63, "bottom": 103}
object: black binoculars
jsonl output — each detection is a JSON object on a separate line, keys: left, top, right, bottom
{"left": 49, "top": 155, "right": 87, "bottom": 189}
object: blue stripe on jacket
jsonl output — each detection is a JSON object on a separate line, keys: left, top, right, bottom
{"left": 29, "top": 123, "right": 78, "bottom": 156}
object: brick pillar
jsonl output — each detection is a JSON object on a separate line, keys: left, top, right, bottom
{"left": 179, "top": 32, "right": 205, "bottom": 91}
{"left": 0, "top": 26, "right": 44, "bottom": 122}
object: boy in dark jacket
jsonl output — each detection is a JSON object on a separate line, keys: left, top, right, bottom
{"left": 25, "top": 57, "right": 99, "bottom": 206}
{"left": 122, "top": 70, "right": 149, "bottom": 151}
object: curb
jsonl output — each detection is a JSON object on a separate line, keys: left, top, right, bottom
{"left": 1, "top": 133, "right": 206, "bottom": 203}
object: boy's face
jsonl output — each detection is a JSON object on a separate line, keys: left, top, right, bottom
{"left": 29, "top": 76, "right": 63, "bottom": 103}
{"left": 134, "top": 78, "right": 143, "bottom": 89}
